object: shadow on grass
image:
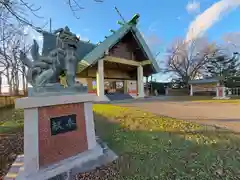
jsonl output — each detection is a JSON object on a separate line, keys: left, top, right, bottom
{"left": 0, "top": 104, "right": 14, "bottom": 110}
{"left": 94, "top": 113, "right": 240, "bottom": 180}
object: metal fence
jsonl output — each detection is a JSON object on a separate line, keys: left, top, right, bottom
{"left": 0, "top": 92, "right": 26, "bottom": 108}
{"left": 226, "top": 88, "right": 240, "bottom": 96}
{"left": 0, "top": 96, "right": 18, "bottom": 108}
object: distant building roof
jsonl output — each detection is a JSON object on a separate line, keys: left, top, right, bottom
{"left": 188, "top": 78, "right": 220, "bottom": 84}
{"left": 41, "top": 32, "right": 96, "bottom": 59}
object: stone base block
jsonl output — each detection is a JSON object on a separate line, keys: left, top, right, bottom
{"left": 4, "top": 141, "right": 118, "bottom": 180}
{"left": 9, "top": 145, "right": 102, "bottom": 180}
{"left": 94, "top": 95, "right": 110, "bottom": 102}
{"left": 212, "top": 96, "right": 231, "bottom": 100}
{"left": 28, "top": 84, "right": 88, "bottom": 97}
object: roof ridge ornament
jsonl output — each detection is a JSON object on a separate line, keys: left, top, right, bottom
{"left": 128, "top": 13, "right": 140, "bottom": 25}
{"left": 117, "top": 21, "right": 124, "bottom": 26}
{"left": 116, "top": 14, "right": 140, "bottom": 26}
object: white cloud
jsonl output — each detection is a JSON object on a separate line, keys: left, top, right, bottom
{"left": 146, "top": 34, "right": 162, "bottom": 46}
{"left": 141, "top": 32, "right": 161, "bottom": 47}
{"left": 81, "top": 36, "right": 90, "bottom": 42}
{"left": 186, "top": 0, "right": 200, "bottom": 14}
{"left": 186, "top": 0, "right": 240, "bottom": 42}
{"left": 222, "top": 32, "right": 240, "bottom": 52}
{"left": 177, "top": 16, "right": 181, "bottom": 20}
{"left": 83, "top": 28, "right": 90, "bottom": 32}
{"left": 147, "top": 21, "right": 158, "bottom": 32}
{"left": 223, "top": 32, "right": 240, "bottom": 46}
{"left": 76, "top": 34, "right": 90, "bottom": 42}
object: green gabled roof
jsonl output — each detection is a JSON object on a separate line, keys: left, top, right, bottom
{"left": 77, "top": 23, "right": 131, "bottom": 72}
{"left": 77, "top": 15, "right": 160, "bottom": 74}
{"left": 130, "top": 26, "right": 160, "bottom": 73}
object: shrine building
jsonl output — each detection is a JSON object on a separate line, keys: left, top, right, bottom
{"left": 75, "top": 14, "right": 160, "bottom": 101}
{"left": 42, "top": 14, "right": 160, "bottom": 101}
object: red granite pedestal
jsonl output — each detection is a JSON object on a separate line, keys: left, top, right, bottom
{"left": 38, "top": 103, "right": 88, "bottom": 167}
{"left": 4, "top": 94, "right": 103, "bottom": 180}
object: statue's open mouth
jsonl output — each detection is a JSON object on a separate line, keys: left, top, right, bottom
{"left": 68, "top": 44, "right": 77, "bottom": 49}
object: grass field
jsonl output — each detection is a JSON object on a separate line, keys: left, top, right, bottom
{"left": 1, "top": 104, "right": 240, "bottom": 179}
{"left": 94, "top": 105, "right": 240, "bottom": 179}
{"left": 0, "top": 108, "right": 23, "bottom": 134}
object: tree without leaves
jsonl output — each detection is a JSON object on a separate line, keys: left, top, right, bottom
{"left": 0, "top": 0, "right": 104, "bottom": 29}
{"left": 0, "top": 0, "right": 103, "bottom": 94}
{"left": 0, "top": 15, "right": 30, "bottom": 95}
{"left": 66, "top": 0, "right": 103, "bottom": 19}
{"left": 164, "top": 37, "right": 219, "bottom": 85}
{"left": 0, "top": 0, "right": 42, "bottom": 27}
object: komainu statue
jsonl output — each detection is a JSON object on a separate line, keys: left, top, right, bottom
{"left": 20, "top": 26, "right": 80, "bottom": 88}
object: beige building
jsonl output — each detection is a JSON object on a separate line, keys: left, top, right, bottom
{"left": 75, "top": 14, "right": 160, "bottom": 101}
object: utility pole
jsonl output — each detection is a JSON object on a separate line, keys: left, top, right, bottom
{"left": 114, "top": 7, "right": 126, "bottom": 23}
{"left": 49, "top": 18, "right": 52, "bottom": 32}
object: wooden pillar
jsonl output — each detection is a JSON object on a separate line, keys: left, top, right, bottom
{"left": 96, "top": 59, "right": 105, "bottom": 99}
{"left": 137, "top": 65, "right": 144, "bottom": 98}
{"left": 190, "top": 84, "right": 193, "bottom": 96}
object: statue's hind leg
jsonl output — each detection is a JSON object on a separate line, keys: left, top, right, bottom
{"left": 65, "top": 54, "right": 77, "bottom": 87}
{"left": 35, "top": 69, "right": 55, "bottom": 87}
{"left": 66, "top": 72, "right": 75, "bottom": 87}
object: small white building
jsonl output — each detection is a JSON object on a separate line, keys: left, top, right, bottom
{"left": 188, "top": 78, "right": 221, "bottom": 96}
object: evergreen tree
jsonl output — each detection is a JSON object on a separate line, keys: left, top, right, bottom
{"left": 206, "top": 52, "right": 239, "bottom": 78}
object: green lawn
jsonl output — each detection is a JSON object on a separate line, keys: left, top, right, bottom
{"left": 93, "top": 104, "right": 240, "bottom": 180}
{"left": 0, "top": 108, "right": 24, "bottom": 177}
{"left": 0, "top": 108, "right": 23, "bottom": 134}
{"left": 1, "top": 105, "right": 240, "bottom": 179}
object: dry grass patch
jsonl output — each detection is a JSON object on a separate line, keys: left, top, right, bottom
{"left": 93, "top": 104, "right": 240, "bottom": 180}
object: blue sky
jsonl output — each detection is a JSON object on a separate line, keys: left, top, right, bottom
{"left": 28, "top": 0, "right": 240, "bottom": 81}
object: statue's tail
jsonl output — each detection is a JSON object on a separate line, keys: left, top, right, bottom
{"left": 26, "top": 68, "right": 34, "bottom": 85}
{"left": 26, "top": 66, "right": 42, "bottom": 86}
{"left": 20, "top": 51, "right": 33, "bottom": 68}
{"left": 31, "top": 39, "right": 40, "bottom": 61}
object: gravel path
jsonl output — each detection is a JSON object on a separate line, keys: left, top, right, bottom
{"left": 120, "top": 101, "right": 240, "bottom": 132}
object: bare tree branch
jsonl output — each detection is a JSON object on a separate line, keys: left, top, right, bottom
{"left": 0, "top": 15, "right": 31, "bottom": 94}
{"left": 164, "top": 37, "right": 219, "bottom": 84}
{"left": 66, "top": 0, "right": 104, "bottom": 19}
{"left": 0, "top": 0, "right": 43, "bottom": 27}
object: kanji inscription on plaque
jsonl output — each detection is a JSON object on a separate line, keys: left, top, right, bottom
{"left": 50, "top": 114, "right": 77, "bottom": 136}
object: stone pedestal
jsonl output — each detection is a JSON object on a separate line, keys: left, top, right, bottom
{"left": 4, "top": 94, "right": 111, "bottom": 180}
{"left": 213, "top": 86, "right": 230, "bottom": 100}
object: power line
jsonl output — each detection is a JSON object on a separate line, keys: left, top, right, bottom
{"left": 114, "top": 7, "right": 126, "bottom": 23}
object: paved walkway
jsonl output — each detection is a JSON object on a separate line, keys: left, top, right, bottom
{"left": 120, "top": 101, "right": 240, "bottom": 132}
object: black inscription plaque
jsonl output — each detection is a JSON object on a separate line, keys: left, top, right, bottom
{"left": 50, "top": 114, "right": 77, "bottom": 136}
